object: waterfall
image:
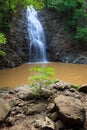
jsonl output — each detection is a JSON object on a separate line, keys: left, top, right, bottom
{"left": 26, "top": 5, "right": 47, "bottom": 62}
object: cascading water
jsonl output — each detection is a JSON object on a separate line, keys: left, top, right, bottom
{"left": 26, "top": 5, "right": 47, "bottom": 62}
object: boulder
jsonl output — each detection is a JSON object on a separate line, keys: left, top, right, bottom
{"left": 72, "top": 55, "right": 87, "bottom": 64}
{"left": 0, "top": 99, "right": 11, "bottom": 122}
{"left": 15, "top": 85, "right": 33, "bottom": 100}
{"left": 79, "top": 84, "right": 87, "bottom": 93}
{"left": 35, "top": 116, "right": 55, "bottom": 130}
{"left": 15, "top": 85, "right": 52, "bottom": 100}
{"left": 49, "top": 112, "right": 59, "bottom": 122}
{"left": 9, "top": 124, "right": 27, "bottom": 130}
{"left": 54, "top": 95, "right": 86, "bottom": 127}
{"left": 23, "top": 102, "right": 47, "bottom": 115}
{"left": 55, "top": 81, "right": 71, "bottom": 90}
{"left": 55, "top": 120, "right": 65, "bottom": 130}
{"left": 64, "top": 89, "right": 81, "bottom": 98}
{"left": 41, "top": 88, "right": 52, "bottom": 98}
{"left": 47, "top": 103, "right": 55, "bottom": 113}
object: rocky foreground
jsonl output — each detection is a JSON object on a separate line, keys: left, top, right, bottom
{"left": 0, "top": 81, "right": 87, "bottom": 130}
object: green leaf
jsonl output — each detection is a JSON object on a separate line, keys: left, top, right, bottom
{"left": 28, "top": 66, "right": 57, "bottom": 96}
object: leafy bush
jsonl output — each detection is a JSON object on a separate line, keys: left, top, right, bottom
{"left": 44, "top": 0, "right": 85, "bottom": 30}
{"left": 44, "top": 0, "right": 84, "bottom": 15}
{"left": 65, "top": 9, "right": 87, "bottom": 32}
{"left": 0, "top": 33, "right": 6, "bottom": 55}
{"left": 44, "top": 0, "right": 87, "bottom": 47}
{"left": 0, "top": 0, "right": 44, "bottom": 32}
{"left": 26, "top": 0, "right": 44, "bottom": 10}
{"left": 28, "top": 66, "right": 57, "bottom": 95}
{"left": 71, "top": 84, "right": 80, "bottom": 90}
{"left": 74, "top": 27, "right": 87, "bottom": 42}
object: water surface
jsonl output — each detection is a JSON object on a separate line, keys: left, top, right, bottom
{"left": 0, "top": 62, "right": 87, "bottom": 88}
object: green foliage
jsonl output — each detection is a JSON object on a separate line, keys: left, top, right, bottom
{"left": 44, "top": 0, "right": 85, "bottom": 28}
{"left": 28, "top": 66, "right": 56, "bottom": 95}
{"left": 0, "top": 0, "right": 44, "bottom": 32}
{"left": 26, "top": 0, "right": 44, "bottom": 10}
{"left": 44, "top": 0, "right": 87, "bottom": 46}
{"left": 71, "top": 84, "right": 80, "bottom": 90}
{"left": 0, "top": 33, "right": 6, "bottom": 55}
{"left": 74, "top": 27, "right": 87, "bottom": 42}
{"left": 0, "top": 33, "right": 6, "bottom": 43}
{"left": 65, "top": 9, "right": 87, "bottom": 32}
{"left": 0, "top": 0, "right": 44, "bottom": 56}
{"left": 44, "top": 0, "right": 84, "bottom": 13}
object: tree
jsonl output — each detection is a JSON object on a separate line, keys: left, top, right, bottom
{"left": 44, "top": 0, "right": 87, "bottom": 47}
{"left": 0, "top": 0, "right": 44, "bottom": 32}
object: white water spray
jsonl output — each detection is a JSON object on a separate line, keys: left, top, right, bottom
{"left": 26, "top": 5, "right": 47, "bottom": 62}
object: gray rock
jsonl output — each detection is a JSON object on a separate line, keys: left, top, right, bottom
{"left": 12, "top": 106, "right": 22, "bottom": 115}
{"left": 23, "top": 102, "right": 47, "bottom": 115}
{"left": 10, "top": 99, "right": 20, "bottom": 107}
{"left": 64, "top": 89, "right": 81, "bottom": 98}
{"left": 55, "top": 81, "right": 71, "bottom": 90}
{"left": 73, "top": 55, "right": 87, "bottom": 64}
{"left": 0, "top": 99, "right": 11, "bottom": 122}
{"left": 9, "top": 124, "right": 27, "bottom": 130}
{"left": 35, "top": 116, "right": 55, "bottom": 130}
{"left": 41, "top": 88, "right": 52, "bottom": 98}
{"left": 47, "top": 103, "right": 55, "bottom": 113}
{"left": 55, "top": 120, "right": 65, "bottom": 130}
{"left": 16, "top": 85, "right": 52, "bottom": 100}
{"left": 79, "top": 84, "right": 87, "bottom": 93}
{"left": 49, "top": 112, "right": 59, "bottom": 121}
{"left": 48, "top": 83, "right": 58, "bottom": 93}
{"left": 15, "top": 85, "right": 33, "bottom": 100}
{"left": 54, "top": 95, "right": 86, "bottom": 127}
{"left": 6, "top": 116, "right": 15, "bottom": 126}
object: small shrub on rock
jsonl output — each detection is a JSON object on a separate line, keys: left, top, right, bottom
{"left": 28, "top": 66, "right": 57, "bottom": 96}
{"left": 71, "top": 84, "right": 80, "bottom": 90}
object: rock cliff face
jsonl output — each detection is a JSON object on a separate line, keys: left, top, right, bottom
{"left": 39, "top": 9, "right": 87, "bottom": 63}
{"left": 39, "top": 9, "right": 72, "bottom": 62}
{"left": 0, "top": 8, "right": 87, "bottom": 68}
{"left": 0, "top": 9, "right": 29, "bottom": 69}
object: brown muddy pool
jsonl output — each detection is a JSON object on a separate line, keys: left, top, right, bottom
{"left": 0, "top": 62, "right": 87, "bottom": 88}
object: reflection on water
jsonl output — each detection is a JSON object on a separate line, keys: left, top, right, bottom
{"left": 0, "top": 62, "right": 87, "bottom": 88}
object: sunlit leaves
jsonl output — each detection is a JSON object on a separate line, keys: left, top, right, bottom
{"left": 0, "top": 33, "right": 6, "bottom": 55}
{"left": 26, "top": 0, "right": 44, "bottom": 9}
{"left": 28, "top": 66, "right": 56, "bottom": 95}
{"left": 0, "top": 0, "right": 44, "bottom": 32}
{"left": 0, "top": 33, "right": 7, "bottom": 44}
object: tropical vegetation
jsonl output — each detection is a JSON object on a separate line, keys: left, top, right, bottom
{"left": 44, "top": 0, "right": 87, "bottom": 45}
{"left": 0, "top": 0, "right": 87, "bottom": 55}
{"left": 0, "top": 0, "right": 44, "bottom": 55}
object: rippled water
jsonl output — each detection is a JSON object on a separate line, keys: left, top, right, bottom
{"left": 0, "top": 62, "right": 87, "bottom": 88}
